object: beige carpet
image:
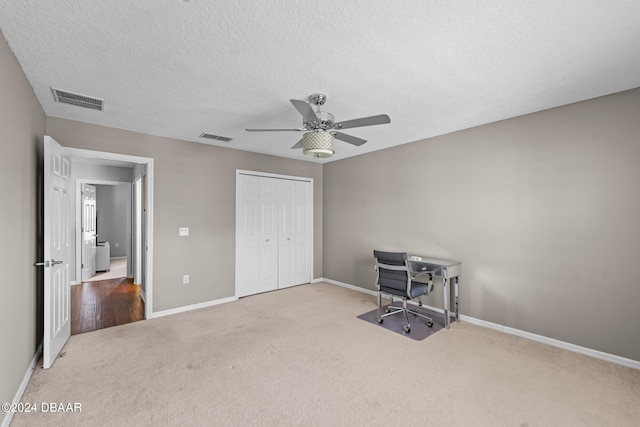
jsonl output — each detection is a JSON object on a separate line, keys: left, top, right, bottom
{"left": 85, "top": 258, "right": 127, "bottom": 282}
{"left": 11, "top": 282, "right": 640, "bottom": 426}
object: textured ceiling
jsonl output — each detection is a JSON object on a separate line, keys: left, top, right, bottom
{"left": 1, "top": 0, "right": 639, "bottom": 163}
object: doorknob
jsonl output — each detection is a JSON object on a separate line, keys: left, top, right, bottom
{"left": 34, "top": 260, "right": 63, "bottom": 267}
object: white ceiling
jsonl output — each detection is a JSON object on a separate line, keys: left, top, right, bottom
{"left": 1, "top": 1, "right": 639, "bottom": 163}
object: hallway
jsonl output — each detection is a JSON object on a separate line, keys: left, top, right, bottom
{"left": 71, "top": 277, "right": 144, "bottom": 335}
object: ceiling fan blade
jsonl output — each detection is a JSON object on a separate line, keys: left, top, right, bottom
{"left": 290, "top": 99, "right": 319, "bottom": 124}
{"left": 333, "top": 131, "right": 367, "bottom": 146}
{"left": 245, "top": 128, "right": 305, "bottom": 132}
{"left": 291, "top": 139, "right": 303, "bottom": 149}
{"left": 333, "top": 114, "right": 390, "bottom": 130}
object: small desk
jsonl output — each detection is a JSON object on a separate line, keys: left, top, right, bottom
{"left": 408, "top": 256, "right": 462, "bottom": 329}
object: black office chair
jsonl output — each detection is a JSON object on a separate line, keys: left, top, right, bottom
{"left": 374, "top": 250, "right": 434, "bottom": 333}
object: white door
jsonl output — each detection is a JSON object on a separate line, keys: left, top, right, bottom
{"left": 236, "top": 174, "right": 259, "bottom": 296}
{"left": 236, "top": 175, "right": 278, "bottom": 296}
{"left": 43, "top": 136, "right": 72, "bottom": 369}
{"left": 278, "top": 179, "right": 311, "bottom": 289}
{"left": 258, "top": 177, "right": 278, "bottom": 292}
{"left": 278, "top": 180, "right": 296, "bottom": 288}
{"left": 81, "top": 183, "right": 97, "bottom": 281}
{"left": 292, "top": 180, "right": 311, "bottom": 285}
{"left": 236, "top": 173, "right": 311, "bottom": 296}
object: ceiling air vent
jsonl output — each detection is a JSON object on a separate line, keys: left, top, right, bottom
{"left": 199, "top": 132, "right": 232, "bottom": 142}
{"left": 51, "top": 88, "right": 104, "bottom": 111}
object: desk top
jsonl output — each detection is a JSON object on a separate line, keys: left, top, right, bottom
{"left": 408, "top": 255, "right": 461, "bottom": 268}
{"left": 408, "top": 255, "right": 462, "bottom": 278}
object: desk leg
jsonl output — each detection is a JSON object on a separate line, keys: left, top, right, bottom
{"left": 443, "top": 269, "right": 450, "bottom": 329}
{"left": 454, "top": 276, "right": 459, "bottom": 323}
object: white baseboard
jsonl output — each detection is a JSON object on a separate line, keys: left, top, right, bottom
{"left": 150, "top": 296, "right": 238, "bottom": 319}
{"left": 318, "top": 278, "right": 640, "bottom": 370}
{"left": 320, "top": 278, "right": 377, "bottom": 296}
{"left": 2, "top": 344, "right": 42, "bottom": 427}
{"left": 459, "top": 315, "right": 640, "bottom": 370}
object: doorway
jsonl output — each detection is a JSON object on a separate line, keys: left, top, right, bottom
{"left": 78, "top": 181, "right": 132, "bottom": 283}
{"left": 42, "top": 138, "right": 154, "bottom": 367}
{"left": 73, "top": 178, "right": 144, "bottom": 335}
{"left": 67, "top": 148, "right": 154, "bottom": 321}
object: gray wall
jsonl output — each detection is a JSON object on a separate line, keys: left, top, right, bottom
{"left": 95, "top": 183, "right": 132, "bottom": 258}
{"left": 0, "top": 29, "right": 45, "bottom": 416}
{"left": 323, "top": 88, "right": 640, "bottom": 361}
{"left": 45, "top": 117, "right": 324, "bottom": 312}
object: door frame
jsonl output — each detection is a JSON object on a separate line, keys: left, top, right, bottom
{"left": 235, "top": 169, "right": 314, "bottom": 297}
{"left": 133, "top": 176, "right": 143, "bottom": 284}
{"left": 67, "top": 147, "right": 155, "bottom": 319}
{"left": 79, "top": 183, "right": 98, "bottom": 282}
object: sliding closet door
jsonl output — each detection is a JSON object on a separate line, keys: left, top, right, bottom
{"left": 236, "top": 174, "right": 277, "bottom": 297}
{"left": 278, "top": 179, "right": 311, "bottom": 289}
{"left": 236, "top": 172, "right": 312, "bottom": 297}
{"left": 258, "top": 177, "right": 278, "bottom": 292}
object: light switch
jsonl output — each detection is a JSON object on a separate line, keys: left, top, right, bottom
{"left": 179, "top": 227, "right": 189, "bottom": 236}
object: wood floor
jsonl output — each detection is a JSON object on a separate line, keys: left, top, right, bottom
{"left": 71, "top": 277, "right": 145, "bottom": 335}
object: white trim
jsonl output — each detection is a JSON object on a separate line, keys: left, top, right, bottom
{"left": 1, "top": 344, "right": 42, "bottom": 427}
{"left": 236, "top": 169, "right": 312, "bottom": 182}
{"left": 151, "top": 296, "right": 238, "bottom": 319}
{"left": 321, "top": 278, "right": 377, "bottom": 296}
{"left": 458, "top": 315, "right": 640, "bottom": 370}
{"left": 318, "top": 278, "right": 640, "bottom": 370}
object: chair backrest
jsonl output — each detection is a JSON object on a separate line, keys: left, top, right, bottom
{"left": 373, "top": 250, "right": 410, "bottom": 293}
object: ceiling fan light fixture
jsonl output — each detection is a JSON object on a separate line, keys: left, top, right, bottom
{"left": 302, "top": 131, "right": 335, "bottom": 158}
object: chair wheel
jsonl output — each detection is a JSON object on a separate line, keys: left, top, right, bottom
{"left": 377, "top": 318, "right": 383, "bottom": 324}
{"left": 427, "top": 321, "right": 433, "bottom": 327}
{"left": 418, "top": 300, "right": 422, "bottom": 307}
{"left": 403, "top": 326, "right": 411, "bottom": 333}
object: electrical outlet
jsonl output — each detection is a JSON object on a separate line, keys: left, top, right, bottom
{"left": 179, "top": 227, "right": 189, "bottom": 236}
{"left": 183, "top": 275, "right": 189, "bottom": 284}
{"left": 114, "top": 242, "right": 119, "bottom": 248}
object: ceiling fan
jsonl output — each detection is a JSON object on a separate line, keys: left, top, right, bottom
{"left": 245, "top": 93, "right": 391, "bottom": 158}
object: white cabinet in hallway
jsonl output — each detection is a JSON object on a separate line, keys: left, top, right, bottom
{"left": 236, "top": 171, "right": 312, "bottom": 297}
